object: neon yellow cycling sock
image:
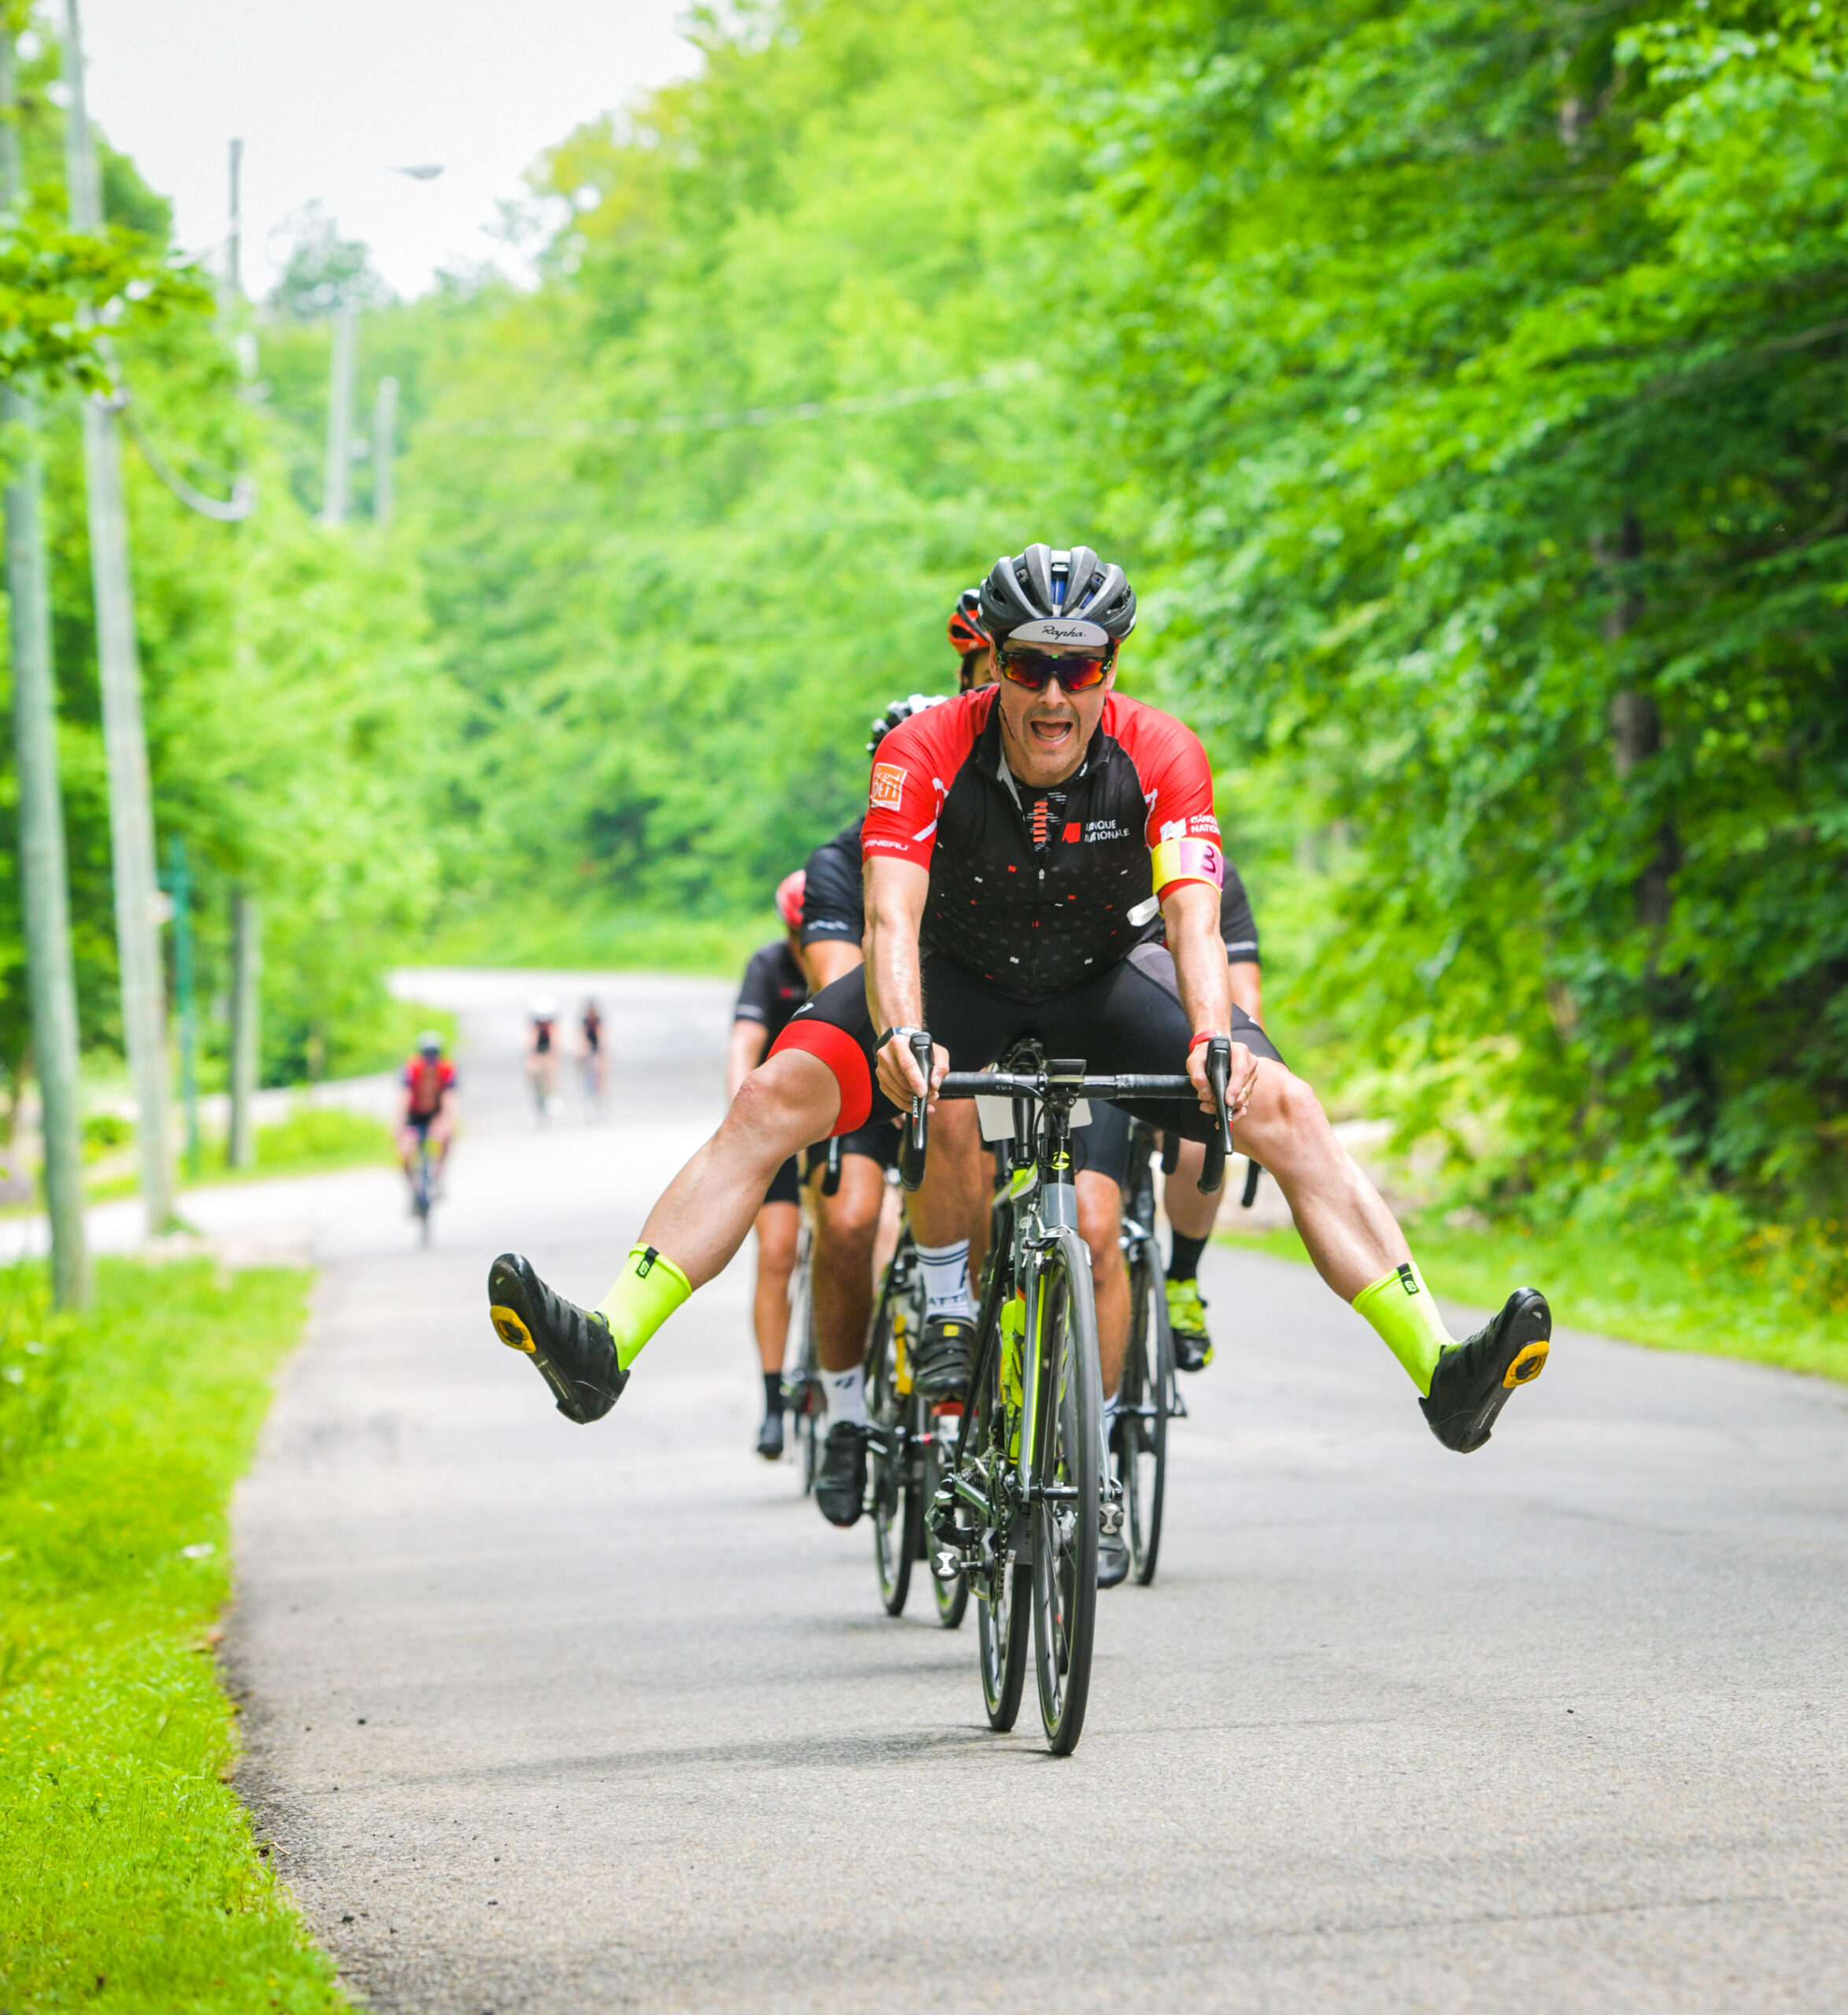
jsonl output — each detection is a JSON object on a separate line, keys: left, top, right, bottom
{"left": 1353, "top": 1259, "right": 1453, "bottom": 1396}
{"left": 596, "top": 1244, "right": 693, "bottom": 1370}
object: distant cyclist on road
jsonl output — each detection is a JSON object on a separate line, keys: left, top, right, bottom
{"left": 580, "top": 997, "right": 607, "bottom": 1115}
{"left": 489, "top": 545, "right": 1551, "bottom": 1491}
{"left": 397, "top": 1032, "right": 457, "bottom": 1203}
{"left": 527, "top": 996, "right": 560, "bottom": 1121}
{"left": 730, "top": 872, "right": 812, "bottom": 1459}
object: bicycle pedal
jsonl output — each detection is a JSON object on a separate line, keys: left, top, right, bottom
{"left": 1169, "top": 1390, "right": 1189, "bottom": 1420}
{"left": 1100, "top": 1503, "right": 1125, "bottom": 1536}
{"left": 931, "top": 1547, "right": 963, "bottom": 1583}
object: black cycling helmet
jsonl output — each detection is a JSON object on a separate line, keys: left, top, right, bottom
{"left": 978, "top": 543, "right": 1137, "bottom": 649}
{"left": 867, "top": 691, "right": 948, "bottom": 753}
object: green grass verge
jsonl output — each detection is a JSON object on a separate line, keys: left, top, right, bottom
{"left": 70, "top": 1108, "right": 397, "bottom": 1211}
{"left": 1219, "top": 1215, "right": 1848, "bottom": 1382}
{"left": 418, "top": 900, "right": 767, "bottom": 978}
{"left": 0, "top": 1259, "right": 348, "bottom": 2013}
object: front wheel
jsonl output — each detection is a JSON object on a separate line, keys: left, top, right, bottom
{"left": 1030, "top": 1236, "right": 1101, "bottom": 1755}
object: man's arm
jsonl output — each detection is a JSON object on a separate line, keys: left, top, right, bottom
{"left": 863, "top": 856, "right": 946, "bottom": 1107}
{"left": 727, "top": 1020, "right": 769, "bottom": 1102}
{"left": 1163, "top": 880, "right": 1258, "bottom": 1118}
{"left": 803, "top": 939, "right": 863, "bottom": 990}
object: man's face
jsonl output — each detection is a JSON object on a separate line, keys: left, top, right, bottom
{"left": 994, "top": 645, "right": 1115, "bottom": 789}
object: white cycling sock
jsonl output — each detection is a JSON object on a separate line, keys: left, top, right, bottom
{"left": 823, "top": 1365, "right": 868, "bottom": 1428}
{"left": 916, "top": 1239, "right": 975, "bottom": 1321}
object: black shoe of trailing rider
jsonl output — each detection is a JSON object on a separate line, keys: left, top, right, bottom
{"left": 756, "top": 1411, "right": 785, "bottom": 1461}
{"left": 913, "top": 1314, "right": 975, "bottom": 1402}
{"left": 487, "top": 1252, "right": 626, "bottom": 1425}
{"left": 1420, "top": 1288, "right": 1551, "bottom": 1453}
{"left": 1097, "top": 1521, "right": 1130, "bottom": 1588}
{"left": 815, "top": 1421, "right": 868, "bottom": 1527}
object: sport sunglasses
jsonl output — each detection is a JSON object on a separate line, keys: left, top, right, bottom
{"left": 997, "top": 648, "right": 1114, "bottom": 693}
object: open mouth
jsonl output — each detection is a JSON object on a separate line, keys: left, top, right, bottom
{"left": 1029, "top": 717, "right": 1074, "bottom": 749}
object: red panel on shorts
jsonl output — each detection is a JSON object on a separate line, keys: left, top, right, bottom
{"left": 769, "top": 1018, "right": 873, "bottom": 1134}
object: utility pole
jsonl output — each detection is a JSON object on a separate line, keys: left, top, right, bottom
{"left": 60, "top": 0, "right": 174, "bottom": 1232}
{"left": 321, "top": 301, "right": 358, "bottom": 526}
{"left": 224, "top": 135, "right": 242, "bottom": 308}
{"left": 373, "top": 375, "right": 397, "bottom": 527}
{"left": 2, "top": 29, "right": 89, "bottom": 1309}
{"left": 227, "top": 892, "right": 259, "bottom": 1169}
{"left": 162, "top": 838, "right": 200, "bottom": 1181}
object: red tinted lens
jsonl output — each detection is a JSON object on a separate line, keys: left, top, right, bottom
{"left": 1000, "top": 650, "right": 1109, "bottom": 691}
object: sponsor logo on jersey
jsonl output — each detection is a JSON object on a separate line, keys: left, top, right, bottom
{"left": 870, "top": 763, "right": 907, "bottom": 810}
{"left": 1082, "top": 819, "right": 1129, "bottom": 843}
{"left": 1188, "top": 812, "right": 1222, "bottom": 837}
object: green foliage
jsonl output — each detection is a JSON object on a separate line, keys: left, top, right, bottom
{"left": 1085, "top": 0, "right": 1848, "bottom": 1217}
{"left": 397, "top": 0, "right": 1092, "bottom": 925}
{"left": 0, "top": 1259, "right": 348, "bottom": 2012}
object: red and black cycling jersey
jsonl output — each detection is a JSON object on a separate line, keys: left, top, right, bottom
{"left": 810, "top": 806, "right": 1261, "bottom": 965}
{"left": 734, "top": 940, "right": 809, "bottom": 1044}
{"left": 860, "top": 686, "right": 1225, "bottom": 1002}
{"left": 402, "top": 1055, "right": 456, "bottom": 1122}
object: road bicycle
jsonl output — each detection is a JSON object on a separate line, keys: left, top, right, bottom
{"left": 408, "top": 1130, "right": 438, "bottom": 1248}
{"left": 893, "top": 1033, "right": 1232, "bottom": 1755}
{"left": 864, "top": 1226, "right": 969, "bottom": 1629}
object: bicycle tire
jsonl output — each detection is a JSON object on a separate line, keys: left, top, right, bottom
{"left": 1031, "top": 1233, "right": 1101, "bottom": 1754}
{"left": 1122, "top": 1239, "right": 1171, "bottom": 1586}
{"left": 867, "top": 1287, "right": 914, "bottom": 1617}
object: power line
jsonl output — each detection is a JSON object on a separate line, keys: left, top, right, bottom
{"left": 422, "top": 360, "right": 1041, "bottom": 441}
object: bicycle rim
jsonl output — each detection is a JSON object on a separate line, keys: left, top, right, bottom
{"left": 1031, "top": 1240, "right": 1101, "bottom": 1754}
{"left": 1126, "top": 1246, "right": 1170, "bottom": 1586}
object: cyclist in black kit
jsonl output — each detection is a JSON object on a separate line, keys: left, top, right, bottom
{"left": 730, "top": 873, "right": 811, "bottom": 1459}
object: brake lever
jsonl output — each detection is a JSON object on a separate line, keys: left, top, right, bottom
{"left": 897, "top": 1030, "right": 933, "bottom": 1192}
{"left": 1197, "top": 1036, "right": 1231, "bottom": 1195}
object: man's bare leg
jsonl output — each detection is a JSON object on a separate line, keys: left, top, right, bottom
{"left": 812, "top": 1155, "right": 885, "bottom": 1375}
{"left": 751, "top": 1201, "right": 799, "bottom": 1375}
{"left": 635, "top": 1052, "right": 841, "bottom": 1288}
{"left": 1229, "top": 1061, "right": 1406, "bottom": 1298}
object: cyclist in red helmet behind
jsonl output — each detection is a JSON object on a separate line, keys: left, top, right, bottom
{"left": 729, "top": 871, "right": 812, "bottom": 1459}
{"left": 398, "top": 1031, "right": 458, "bottom": 1204}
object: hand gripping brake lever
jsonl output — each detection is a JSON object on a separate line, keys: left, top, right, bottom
{"left": 897, "top": 1029, "right": 933, "bottom": 1192}
{"left": 1197, "top": 1035, "right": 1232, "bottom": 1196}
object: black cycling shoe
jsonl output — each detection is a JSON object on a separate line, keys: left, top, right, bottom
{"left": 815, "top": 1421, "right": 867, "bottom": 1527}
{"left": 756, "top": 1411, "right": 785, "bottom": 1461}
{"left": 487, "top": 1252, "right": 626, "bottom": 1425}
{"left": 1420, "top": 1288, "right": 1551, "bottom": 1453}
{"left": 912, "top": 1314, "right": 976, "bottom": 1402}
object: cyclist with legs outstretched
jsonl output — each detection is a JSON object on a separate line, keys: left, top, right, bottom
{"left": 730, "top": 873, "right": 811, "bottom": 1459}
{"left": 487, "top": 545, "right": 1553, "bottom": 1498}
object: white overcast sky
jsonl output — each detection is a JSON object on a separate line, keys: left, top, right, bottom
{"left": 65, "top": 0, "right": 700, "bottom": 298}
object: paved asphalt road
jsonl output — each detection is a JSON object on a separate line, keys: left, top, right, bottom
{"left": 227, "top": 970, "right": 1848, "bottom": 2014}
